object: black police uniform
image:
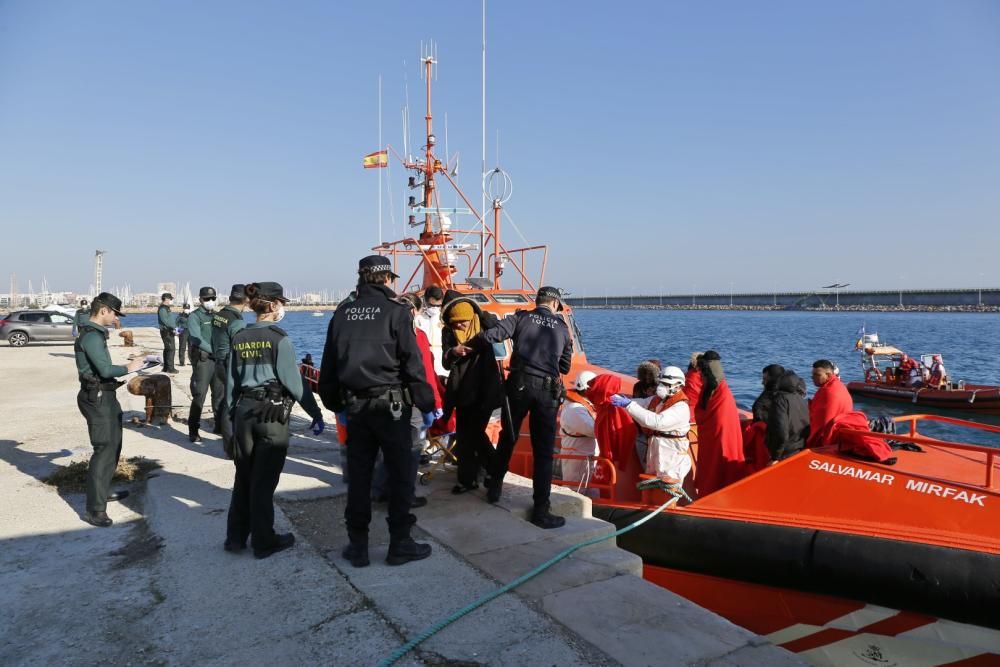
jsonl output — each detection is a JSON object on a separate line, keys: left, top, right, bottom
{"left": 187, "top": 286, "right": 217, "bottom": 441}
{"left": 176, "top": 308, "right": 190, "bottom": 366}
{"left": 482, "top": 287, "right": 573, "bottom": 527}
{"left": 212, "top": 286, "right": 247, "bottom": 456}
{"left": 73, "top": 293, "right": 129, "bottom": 526}
{"left": 225, "top": 286, "right": 322, "bottom": 558}
{"left": 318, "top": 260, "right": 435, "bottom": 567}
{"left": 157, "top": 294, "right": 177, "bottom": 373}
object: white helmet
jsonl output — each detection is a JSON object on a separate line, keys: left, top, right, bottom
{"left": 658, "top": 366, "right": 686, "bottom": 388}
{"left": 575, "top": 370, "right": 597, "bottom": 391}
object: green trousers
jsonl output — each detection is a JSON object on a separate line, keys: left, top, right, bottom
{"left": 77, "top": 385, "right": 123, "bottom": 513}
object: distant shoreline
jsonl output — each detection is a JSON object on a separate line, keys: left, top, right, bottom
{"left": 120, "top": 304, "right": 340, "bottom": 314}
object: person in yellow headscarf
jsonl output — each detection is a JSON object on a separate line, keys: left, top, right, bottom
{"left": 441, "top": 292, "right": 502, "bottom": 494}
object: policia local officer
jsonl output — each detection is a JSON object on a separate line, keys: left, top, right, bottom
{"left": 478, "top": 286, "right": 573, "bottom": 529}
{"left": 318, "top": 255, "right": 436, "bottom": 567}
{"left": 157, "top": 292, "right": 179, "bottom": 374}
{"left": 75, "top": 293, "right": 145, "bottom": 527}
{"left": 187, "top": 286, "right": 219, "bottom": 443}
{"left": 225, "top": 282, "right": 324, "bottom": 559}
{"left": 212, "top": 284, "right": 247, "bottom": 458}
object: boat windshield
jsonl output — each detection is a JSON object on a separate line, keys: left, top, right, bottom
{"left": 564, "top": 312, "right": 586, "bottom": 354}
{"left": 492, "top": 293, "right": 530, "bottom": 304}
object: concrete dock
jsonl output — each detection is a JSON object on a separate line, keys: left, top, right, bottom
{"left": 0, "top": 327, "right": 802, "bottom": 666}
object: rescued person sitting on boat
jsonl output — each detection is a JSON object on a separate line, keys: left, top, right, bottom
{"left": 766, "top": 369, "right": 809, "bottom": 461}
{"left": 693, "top": 351, "right": 746, "bottom": 496}
{"left": 441, "top": 292, "right": 502, "bottom": 494}
{"left": 743, "top": 364, "right": 785, "bottom": 472}
{"left": 806, "top": 359, "right": 854, "bottom": 448}
{"left": 560, "top": 371, "right": 599, "bottom": 494}
{"left": 611, "top": 366, "right": 691, "bottom": 484}
{"left": 684, "top": 352, "right": 704, "bottom": 406}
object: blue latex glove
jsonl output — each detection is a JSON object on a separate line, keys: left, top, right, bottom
{"left": 176, "top": 327, "right": 185, "bottom": 335}
{"left": 422, "top": 411, "right": 436, "bottom": 428}
{"left": 433, "top": 408, "right": 444, "bottom": 420}
{"left": 335, "top": 412, "right": 348, "bottom": 426}
{"left": 310, "top": 418, "right": 325, "bottom": 436}
{"left": 610, "top": 394, "right": 632, "bottom": 409}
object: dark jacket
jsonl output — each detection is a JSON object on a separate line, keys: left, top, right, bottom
{"left": 752, "top": 364, "right": 785, "bottom": 422}
{"left": 440, "top": 290, "right": 502, "bottom": 410}
{"left": 766, "top": 371, "right": 810, "bottom": 460}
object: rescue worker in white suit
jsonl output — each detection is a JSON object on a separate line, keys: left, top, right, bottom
{"left": 559, "top": 370, "right": 599, "bottom": 491}
{"left": 621, "top": 366, "right": 692, "bottom": 482}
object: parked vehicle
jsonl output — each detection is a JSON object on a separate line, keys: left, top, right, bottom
{"left": 0, "top": 310, "right": 76, "bottom": 346}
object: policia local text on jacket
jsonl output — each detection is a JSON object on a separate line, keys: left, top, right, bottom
{"left": 481, "top": 286, "right": 573, "bottom": 529}
{"left": 157, "top": 294, "right": 178, "bottom": 373}
{"left": 187, "top": 287, "right": 218, "bottom": 442}
{"left": 212, "top": 285, "right": 247, "bottom": 458}
{"left": 318, "top": 259, "right": 436, "bottom": 567}
{"left": 74, "top": 293, "right": 143, "bottom": 528}
{"left": 224, "top": 283, "right": 323, "bottom": 558}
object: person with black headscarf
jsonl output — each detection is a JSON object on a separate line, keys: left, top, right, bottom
{"left": 744, "top": 364, "right": 785, "bottom": 472}
{"left": 766, "top": 370, "right": 810, "bottom": 461}
{"left": 693, "top": 351, "right": 746, "bottom": 496}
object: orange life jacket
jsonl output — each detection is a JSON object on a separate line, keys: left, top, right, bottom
{"left": 640, "top": 391, "right": 689, "bottom": 438}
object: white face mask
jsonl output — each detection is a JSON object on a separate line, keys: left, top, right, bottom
{"left": 183, "top": 308, "right": 192, "bottom": 314}
{"left": 655, "top": 385, "right": 670, "bottom": 400}
{"left": 202, "top": 299, "right": 217, "bottom": 312}
{"left": 274, "top": 303, "right": 286, "bottom": 323}
{"left": 424, "top": 305, "right": 440, "bottom": 318}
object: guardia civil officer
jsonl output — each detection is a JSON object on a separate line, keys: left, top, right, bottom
{"left": 157, "top": 292, "right": 179, "bottom": 374}
{"left": 212, "top": 285, "right": 247, "bottom": 458}
{"left": 318, "top": 255, "right": 436, "bottom": 567}
{"left": 73, "top": 299, "right": 90, "bottom": 337}
{"left": 187, "top": 286, "right": 219, "bottom": 443}
{"left": 225, "top": 282, "right": 324, "bottom": 559}
{"left": 74, "top": 293, "right": 145, "bottom": 527}
{"left": 176, "top": 304, "right": 191, "bottom": 366}
{"left": 478, "top": 286, "right": 573, "bottom": 528}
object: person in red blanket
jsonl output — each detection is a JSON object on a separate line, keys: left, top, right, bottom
{"left": 684, "top": 352, "right": 704, "bottom": 406}
{"left": 586, "top": 374, "right": 641, "bottom": 499}
{"left": 807, "top": 359, "right": 854, "bottom": 449}
{"left": 693, "top": 351, "right": 746, "bottom": 496}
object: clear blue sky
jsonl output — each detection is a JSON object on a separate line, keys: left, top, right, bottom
{"left": 2, "top": 0, "right": 999, "bottom": 296}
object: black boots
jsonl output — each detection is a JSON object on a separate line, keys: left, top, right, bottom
{"left": 342, "top": 530, "right": 370, "bottom": 568}
{"left": 84, "top": 511, "right": 113, "bottom": 528}
{"left": 253, "top": 532, "right": 295, "bottom": 559}
{"left": 485, "top": 476, "right": 502, "bottom": 504}
{"left": 531, "top": 505, "right": 565, "bottom": 530}
{"left": 386, "top": 536, "right": 432, "bottom": 566}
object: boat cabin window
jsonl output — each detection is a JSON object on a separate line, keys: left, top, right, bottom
{"left": 563, "top": 312, "right": 586, "bottom": 355}
{"left": 492, "top": 293, "right": 530, "bottom": 304}
{"left": 464, "top": 293, "right": 490, "bottom": 304}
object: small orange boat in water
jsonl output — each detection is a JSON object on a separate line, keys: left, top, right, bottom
{"left": 303, "top": 51, "right": 1000, "bottom": 665}
{"left": 847, "top": 334, "right": 1000, "bottom": 415}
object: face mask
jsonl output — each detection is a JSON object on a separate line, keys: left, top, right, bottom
{"left": 203, "top": 299, "right": 217, "bottom": 311}
{"left": 424, "top": 306, "right": 440, "bottom": 317}
{"left": 184, "top": 308, "right": 192, "bottom": 314}
{"left": 165, "top": 300, "right": 173, "bottom": 307}
{"left": 655, "top": 385, "right": 670, "bottom": 400}
{"left": 274, "top": 304, "right": 286, "bottom": 323}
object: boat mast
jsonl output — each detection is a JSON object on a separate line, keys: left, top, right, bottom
{"left": 421, "top": 45, "right": 437, "bottom": 236}
{"left": 480, "top": 0, "right": 487, "bottom": 278}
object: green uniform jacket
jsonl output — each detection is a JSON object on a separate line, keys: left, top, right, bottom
{"left": 74, "top": 308, "right": 90, "bottom": 331}
{"left": 226, "top": 322, "right": 322, "bottom": 421}
{"left": 75, "top": 323, "right": 127, "bottom": 380}
{"left": 187, "top": 306, "right": 214, "bottom": 354}
{"left": 157, "top": 304, "right": 176, "bottom": 332}
{"left": 211, "top": 306, "right": 247, "bottom": 361}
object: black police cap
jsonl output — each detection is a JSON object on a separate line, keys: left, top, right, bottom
{"left": 358, "top": 254, "right": 399, "bottom": 278}
{"left": 199, "top": 286, "right": 217, "bottom": 300}
{"left": 93, "top": 292, "right": 125, "bottom": 317}
{"left": 251, "top": 281, "right": 289, "bottom": 303}
{"left": 161, "top": 292, "right": 173, "bottom": 301}
{"left": 536, "top": 285, "right": 564, "bottom": 311}
{"left": 229, "top": 284, "right": 246, "bottom": 300}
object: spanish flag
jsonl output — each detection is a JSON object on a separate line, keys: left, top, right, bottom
{"left": 363, "top": 150, "right": 388, "bottom": 169}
